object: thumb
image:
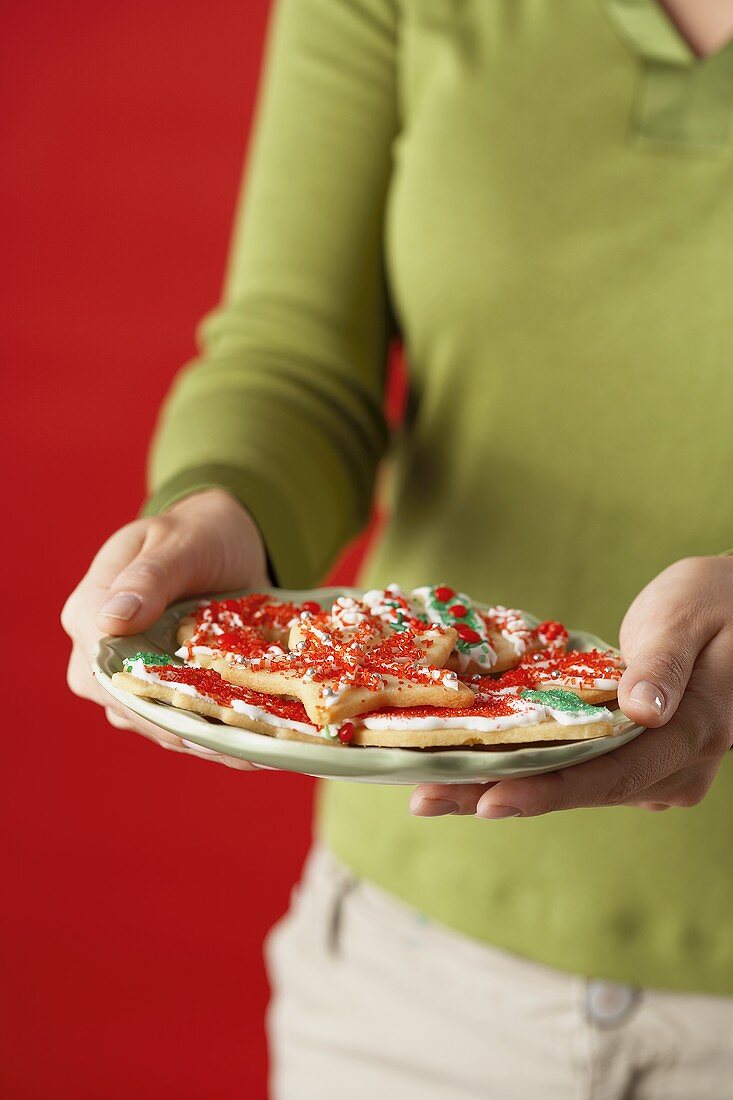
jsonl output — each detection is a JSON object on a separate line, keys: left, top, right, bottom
{"left": 94, "top": 516, "right": 209, "bottom": 635}
{"left": 618, "top": 613, "right": 705, "bottom": 729}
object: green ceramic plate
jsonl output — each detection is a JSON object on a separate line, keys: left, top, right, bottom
{"left": 93, "top": 587, "right": 645, "bottom": 785}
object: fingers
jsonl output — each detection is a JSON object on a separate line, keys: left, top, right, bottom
{"left": 67, "top": 645, "right": 104, "bottom": 703}
{"left": 91, "top": 491, "right": 272, "bottom": 637}
{"left": 100, "top": 695, "right": 188, "bottom": 750}
{"left": 105, "top": 706, "right": 136, "bottom": 730}
{"left": 472, "top": 729, "right": 679, "bottom": 818}
{"left": 62, "top": 521, "right": 146, "bottom": 636}
{"left": 409, "top": 721, "right": 693, "bottom": 820}
{"left": 412, "top": 557, "right": 733, "bottom": 821}
{"left": 61, "top": 495, "right": 272, "bottom": 772}
{"left": 93, "top": 515, "right": 206, "bottom": 636}
{"left": 178, "top": 738, "right": 259, "bottom": 769}
{"left": 67, "top": 645, "right": 207, "bottom": 755}
{"left": 625, "top": 760, "right": 719, "bottom": 811}
{"left": 63, "top": 492, "right": 271, "bottom": 665}
{"left": 216, "top": 755, "right": 262, "bottom": 771}
{"left": 409, "top": 692, "right": 701, "bottom": 820}
{"left": 474, "top": 631, "right": 733, "bottom": 819}
{"left": 62, "top": 522, "right": 151, "bottom": 683}
{"left": 410, "top": 783, "right": 496, "bottom": 817}
{"left": 619, "top": 634, "right": 698, "bottom": 729}
{"left": 104, "top": 699, "right": 253, "bottom": 764}
{"left": 618, "top": 558, "right": 721, "bottom": 728}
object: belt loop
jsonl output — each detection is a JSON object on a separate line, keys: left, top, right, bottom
{"left": 321, "top": 852, "right": 358, "bottom": 956}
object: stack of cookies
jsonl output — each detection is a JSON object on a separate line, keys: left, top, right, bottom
{"left": 112, "top": 585, "right": 625, "bottom": 748}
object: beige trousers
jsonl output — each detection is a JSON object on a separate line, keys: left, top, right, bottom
{"left": 265, "top": 847, "right": 733, "bottom": 1100}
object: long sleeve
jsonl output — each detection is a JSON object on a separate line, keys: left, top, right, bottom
{"left": 144, "top": 0, "right": 399, "bottom": 587}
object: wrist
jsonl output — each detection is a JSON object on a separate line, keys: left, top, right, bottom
{"left": 164, "top": 486, "right": 247, "bottom": 520}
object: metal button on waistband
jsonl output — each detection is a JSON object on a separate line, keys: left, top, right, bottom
{"left": 586, "top": 981, "right": 639, "bottom": 1028}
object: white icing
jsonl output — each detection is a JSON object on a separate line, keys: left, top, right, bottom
{"left": 361, "top": 585, "right": 421, "bottom": 622}
{"left": 488, "top": 604, "right": 532, "bottom": 656}
{"left": 330, "top": 596, "right": 370, "bottom": 630}
{"left": 177, "top": 639, "right": 285, "bottom": 664}
{"left": 545, "top": 704, "right": 613, "bottom": 726}
{"left": 127, "top": 659, "right": 198, "bottom": 698}
{"left": 125, "top": 657, "right": 611, "bottom": 740}
{"left": 199, "top": 605, "right": 244, "bottom": 630}
{"left": 361, "top": 703, "right": 546, "bottom": 733}
{"left": 133, "top": 588, "right": 621, "bottom": 743}
{"left": 125, "top": 660, "right": 320, "bottom": 736}
{"left": 318, "top": 681, "right": 351, "bottom": 714}
{"left": 535, "top": 671, "right": 619, "bottom": 691}
{"left": 412, "top": 586, "right": 498, "bottom": 671}
{"left": 228, "top": 698, "right": 317, "bottom": 736}
{"left": 361, "top": 693, "right": 611, "bottom": 733}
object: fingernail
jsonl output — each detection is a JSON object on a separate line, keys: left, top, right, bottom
{"left": 410, "top": 797, "right": 459, "bottom": 817}
{"left": 98, "top": 592, "right": 143, "bottom": 622}
{"left": 629, "top": 680, "right": 665, "bottom": 719}
{"left": 476, "top": 805, "right": 522, "bottom": 820}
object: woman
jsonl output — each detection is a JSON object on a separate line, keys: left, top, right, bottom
{"left": 63, "top": 1, "right": 733, "bottom": 1095}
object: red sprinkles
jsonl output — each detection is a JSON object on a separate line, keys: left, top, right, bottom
{"left": 496, "top": 648, "right": 623, "bottom": 691}
{"left": 152, "top": 664, "right": 312, "bottom": 722}
{"left": 136, "top": 588, "right": 624, "bottom": 742}
{"left": 241, "top": 618, "right": 456, "bottom": 694}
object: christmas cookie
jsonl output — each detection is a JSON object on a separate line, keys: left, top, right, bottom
{"left": 109, "top": 585, "right": 625, "bottom": 750}
{"left": 495, "top": 648, "right": 624, "bottom": 703}
{"left": 176, "top": 593, "right": 318, "bottom": 665}
{"left": 112, "top": 653, "right": 331, "bottom": 744}
{"left": 362, "top": 584, "right": 568, "bottom": 674}
{"left": 112, "top": 654, "right": 614, "bottom": 750}
{"left": 213, "top": 614, "right": 474, "bottom": 726}
{"left": 352, "top": 686, "right": 614, "bottom": 748}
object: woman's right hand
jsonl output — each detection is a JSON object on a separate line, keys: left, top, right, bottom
{"left": 62, "top": 488, "right": 271, "bottom": 768}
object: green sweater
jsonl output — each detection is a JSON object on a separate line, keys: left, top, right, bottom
{"left": 147, "top": 0, "right": 733, "bottom": 994}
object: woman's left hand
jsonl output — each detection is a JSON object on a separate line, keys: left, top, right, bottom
{"left": 410, "top": 556, "right": 733, "bottom": 820}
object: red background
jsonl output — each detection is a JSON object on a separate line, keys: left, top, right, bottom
{"left": 3, "top": 3, "right": 387, "bottom": 1096}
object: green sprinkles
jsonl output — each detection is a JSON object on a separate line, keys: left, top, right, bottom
{"left": 423, "top": 587, "right": 487, "bottom": 652}
{"left": 521, "top": 688, "right": 602, "bottom": 716}
{"left": 122, "top": 652, "right": 175, "bottom": 672}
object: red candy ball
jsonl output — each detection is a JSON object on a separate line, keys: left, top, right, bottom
{"left": 434, "top": 585, "right": 455, "bottom": 603}
{"left": 301, "top": 600, "right": 321, "bottom": 614}
{"left": 337, "top": 721, "right": 355, "bottom": 744}
{"left": 448, "top": 603, "right": 467, "bottom": 618}
{"left": 536, "top": 620, "right": 566, "bottom": 643}
{"left": 455, "top": 624, "right": 481, "bottom": 644}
